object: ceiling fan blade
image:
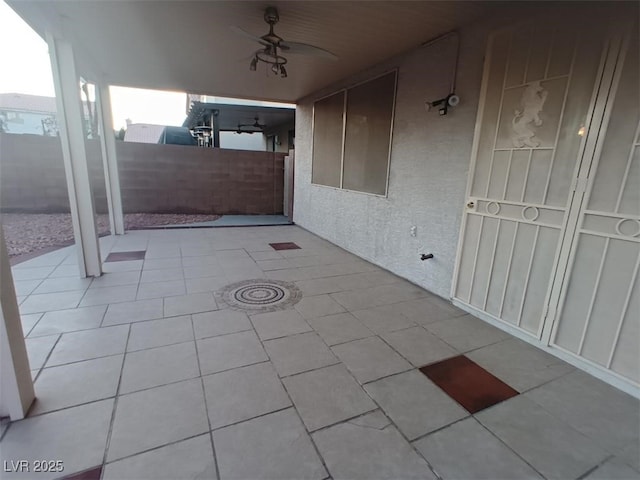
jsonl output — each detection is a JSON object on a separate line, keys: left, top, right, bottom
{"left": 230, "top": 25, "right": 271, "bottom": 47}
{"left": 279, "top": 41, "right": 337, "bottom": 60}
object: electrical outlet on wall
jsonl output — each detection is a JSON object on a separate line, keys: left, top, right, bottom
{"left": 410, "top": 226, "right": 417, "bottom": 237}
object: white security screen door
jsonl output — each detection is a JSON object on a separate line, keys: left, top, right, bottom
{"left": 452, "top": 19, "right": 611, "bottom": 337}
{"left": 453, "top": 11, "right": 638, "bottom": 393}
{"left": 550, "top": 32, "right": 639, "bottom": 388}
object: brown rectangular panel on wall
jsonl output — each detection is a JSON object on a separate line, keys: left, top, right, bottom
{"left": 311, "top": 91, "right": 345, "bottom": 188}
{"left": 342, "top": 71, "right": 396, "bottom": 196}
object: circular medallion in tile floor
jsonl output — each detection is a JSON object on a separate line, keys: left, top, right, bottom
{"left": 218, "top": 279, "right": 302, "bottom": 313}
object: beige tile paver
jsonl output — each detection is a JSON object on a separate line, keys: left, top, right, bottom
{"left": 4, "top": 226, "right": 637, "bottom": 480}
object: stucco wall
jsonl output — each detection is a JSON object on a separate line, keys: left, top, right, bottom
{"left": 219, "top": 131, "right": 266, "bottom": 151}
{"left": 266, "top": 122, "right": 295, "bottom": 153}
{"left": 293, "top": 4, "right": 605, "bottom": 300}
{"left": 293, "top": 18, "right": 497, "bottom": 299}
{"left": 0, "top": 133, "right": 285, "bottom": 215}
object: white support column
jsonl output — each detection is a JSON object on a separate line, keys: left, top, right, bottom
{"left": 47, "top": 33, "right": 102, "bottom": 277}
{"left": 0, "top": 224, "right": 35, "bottom": 420}
{"left": 96, "top": 84, "right": 125, "bottom": 235}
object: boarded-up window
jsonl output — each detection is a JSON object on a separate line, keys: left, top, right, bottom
{"left": 311, "top": 71, "right": 397, "bottom": 195}
{"left": 312, "top": 92, "right": 345, "bottom": 188}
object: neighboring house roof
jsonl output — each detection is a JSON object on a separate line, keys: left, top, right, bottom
{"left": 0, "top": 93, "right": 57, "bottom": 114}
{"left": 124, "top": 123, "right": 166, "bottom": 143}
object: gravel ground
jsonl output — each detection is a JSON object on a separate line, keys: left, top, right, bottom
{"left": 2, "top": 213, "right": 220, "bottom": 258}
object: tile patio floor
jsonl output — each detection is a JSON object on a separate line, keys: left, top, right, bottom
{"left": 2, "top": 226, "right": 639, "bottom": 480}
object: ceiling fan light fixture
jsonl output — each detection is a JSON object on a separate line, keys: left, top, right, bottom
{"left": 250, "top": 48, "right": 288, "bottom": 76}
{"left": 236, "top": 7, "right": 337, "bottom": 79}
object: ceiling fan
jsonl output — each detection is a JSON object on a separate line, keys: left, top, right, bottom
{"left": 231, "top": 6, "right": 338, "bottom": 78}
{"left": 236, "top": 117, "right": 265, "bottom": 134}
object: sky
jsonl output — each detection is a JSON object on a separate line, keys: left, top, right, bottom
{"left": 0, "top": 1, "right": 54, "bottom": 97}
{"left": 0, "top": 1, "right": 187, "bottom": 130}
{"left": 0, "top": 1, "right": 293, "bottom": 131}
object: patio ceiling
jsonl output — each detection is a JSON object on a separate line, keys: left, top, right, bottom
{"left": 8, "top": 1, "right": 499, "bottom": 103}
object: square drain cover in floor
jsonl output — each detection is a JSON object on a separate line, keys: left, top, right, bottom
{"left": 269, "top": 242, "right": 301, "bottom": 251}
{"left": 104, "top": 250, "right": 146, "bottom": 262}
{"left": 419, "top": 355, "right": 518, "bottom": 413}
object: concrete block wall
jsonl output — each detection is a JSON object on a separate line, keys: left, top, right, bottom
{"left": 0, "top": 133, "right": 284, "bottom": 215}
{"left": 116, "top": 142, "right": 284, "bottom": 214}
{"left": 0, "top": 134, "right": 107, "bottom": 213}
